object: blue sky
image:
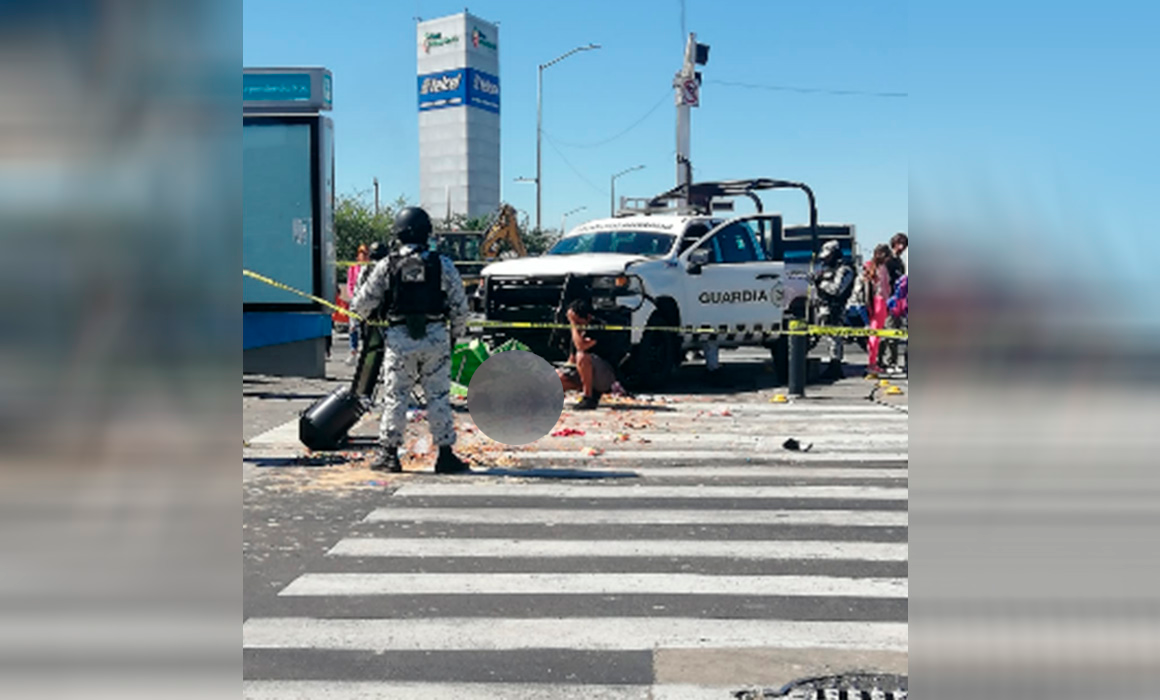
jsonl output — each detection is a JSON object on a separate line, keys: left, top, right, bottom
{"left": 243, "top": 0, "right": 906, "bottom": 240}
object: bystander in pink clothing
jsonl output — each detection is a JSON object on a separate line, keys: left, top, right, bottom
{"left": 865, "top": 244, "right": 893, "bottom": 374}
{"left": 344, "top": 245, "right": 369, "bottom": 362}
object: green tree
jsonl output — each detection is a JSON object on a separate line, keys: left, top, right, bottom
{"left": 522, "top": 223, "right": 562, "bottom": 256}
{"left": 334, "top": 191, "right": 408, "bottom": 282}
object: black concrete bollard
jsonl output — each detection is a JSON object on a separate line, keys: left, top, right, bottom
{"left": 788, "top": 320, "right": 807, "bottom": 397}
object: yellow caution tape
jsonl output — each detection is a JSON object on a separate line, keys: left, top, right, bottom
{"left": 243, "top": 269, "right": 907, "bottom": 340}
{"left": 337, "top": 259, "right": 485, "bottom": 269}
{"left": 243, "top": 269, "right": 374, "bottom": 325}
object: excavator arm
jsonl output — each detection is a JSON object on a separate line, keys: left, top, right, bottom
{"left": 479, "top": 204, "right": 527, "bottom": 260}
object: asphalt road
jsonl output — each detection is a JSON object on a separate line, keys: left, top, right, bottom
{"left": 243, "top": 334, "right": 908, "bottom": 697}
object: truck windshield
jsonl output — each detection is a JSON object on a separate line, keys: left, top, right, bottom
{"left": 436, "top": 235, "right": 481, "bottom": 261}
{"left": 548, "top": 231, "right": 676, "bottom": 257}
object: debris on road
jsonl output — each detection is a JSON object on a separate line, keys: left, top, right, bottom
{"left": 551, "top": 428, "right": 586, "bottom": 437}
{"left": 581, "top": 446, "right": 604, "bottom": 457}
{"left": 782, "top": 438, "right": 814, "bottom": 452}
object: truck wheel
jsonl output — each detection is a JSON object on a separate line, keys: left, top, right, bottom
{"left": 625, "top": 312, "right": 677, "bottom": 391}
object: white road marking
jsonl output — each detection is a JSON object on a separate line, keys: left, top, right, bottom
{"left": 364, "top": 508, "right": 909, "bottom": 527}
{"left": 328, "top": 538, "right": 908, "bottom": 561}
{"left": 242, "top": 617, "right": 909, "bottom": 652}
{"left": 242, "top": 682, "right": 740, "bottom": 700}
{"left": 279, "top": 572, "right": 908, "bottom": 598}
{"left": 246, "top": 418, "right": 301, "bottom": 447}
{"left": 392, "top": 483, "right": 908, "bottom": 500}
{"left": 504, "top": 451, "right": 909, "bottom": 463}
{"left": 493, "top": 466, "right": 908, "bottom": 479}
{"left": 539, "top": 433, "right": 908, "bottom": 448}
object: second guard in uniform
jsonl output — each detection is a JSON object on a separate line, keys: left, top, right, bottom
{"left": 351, "top": 207, "right": 471, "bottom": 474}
{"left": 811, "top": 240, "right": 856, "bottom": 380}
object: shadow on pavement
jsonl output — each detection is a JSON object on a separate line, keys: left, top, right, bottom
{"left": 245, "top": 454, "right": 352, "bottom": 468}
{"left": 243, "top": 391, "right": 330, "bottom": 400}
{"left": 473, "top": 467, "right": 640, "bottom": 480}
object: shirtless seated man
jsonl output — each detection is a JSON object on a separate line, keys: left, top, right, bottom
{"left": 556, "top": 299, "right": 616, "bottom": 410}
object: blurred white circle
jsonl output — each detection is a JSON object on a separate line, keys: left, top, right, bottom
{"left": 467, "top": 351, "right": 564, "bottom": 445}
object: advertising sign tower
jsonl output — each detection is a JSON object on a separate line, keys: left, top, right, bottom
{"left": 417, "top": 12, "right": 500, "bottom": 219}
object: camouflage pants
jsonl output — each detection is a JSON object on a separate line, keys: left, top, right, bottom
{"left": 816, "top": 306, "right": 844, "bottom": 362}
{"left": 380, "top": 324, "right": 456, "bottom": 448}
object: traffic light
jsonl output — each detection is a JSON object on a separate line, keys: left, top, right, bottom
{"left": 694, "top": 43, "right": 710, "bottom": 66}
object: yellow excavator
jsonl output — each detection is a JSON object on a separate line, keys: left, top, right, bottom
{"left": 433, "top": 203, "right": 526, "bottom": 298}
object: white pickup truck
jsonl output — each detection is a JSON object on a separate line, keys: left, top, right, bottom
{"left": 477, "top": 179, "right": 853, "bottom": 389}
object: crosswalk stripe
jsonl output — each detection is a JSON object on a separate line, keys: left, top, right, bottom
{"left": 242, "top": 617, "right": 909, "bottom": 652}
{"left": 364, "top": 508, "right": 904, "bottom": 524}
{"left": 618, "top": 404, "right": 905, "bottom": 414}
{"left": 538, "top": 433, "right": 908, "bottom": 447}
{"left": 503, "top": 451, "right": 908, "bottom": 463}
{"left": 328, "top": 538, "right": 908, "bottom": 561}
{"left": 279, "top": 572, "right": 908, "bottom": 598}
{"left": 484, "top": 466, "right": 908, "bottom": 479}
{"left": 392, "top": 484, "right": 908, "bottom": 500}
{"left": 364, "top": 508, "right": 909, "bottom": 526}
{"left": 242, "top": 681, "right": 735, "bottom": 700}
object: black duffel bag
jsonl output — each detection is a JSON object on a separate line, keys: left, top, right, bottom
{"left": 299, "top": 322, "right": 386, "bottom": 451}
{"left": 299, "top": 386, "right": 366, "bottom": 451}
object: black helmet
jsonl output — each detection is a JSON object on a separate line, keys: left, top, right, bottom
{"left": 393, "top": 207, "right": 433, "bottom": 245}
{"left": 819, "top": 240, "right": 842, "bottom": 262}
{"left": 368, "top": 241, "right": 389, "bottom": 261}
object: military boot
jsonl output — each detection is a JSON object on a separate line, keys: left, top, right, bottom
{"left": 369, "top": 448, "right": 402, "bottom": 473}
{"left": 435, "top": 445, "right": 471, "bottom": 474}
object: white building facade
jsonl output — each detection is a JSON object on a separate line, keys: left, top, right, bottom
{"left": 416, "top": 12, "right": 500, "bottom": 219}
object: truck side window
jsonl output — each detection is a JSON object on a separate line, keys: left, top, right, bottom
{"left": 714, "top": 222, "right": 759, "bottom": 264}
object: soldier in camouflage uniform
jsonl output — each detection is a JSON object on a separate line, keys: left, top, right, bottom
{"left": 811, "top": 240, "right": 856, "bottom": 381}
{"left": 351, "top": 207, "right": 471, "bottom": 474}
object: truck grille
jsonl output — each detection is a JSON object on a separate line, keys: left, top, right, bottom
{"left": 485, "top": 275, "right": 568, "bottom": 321}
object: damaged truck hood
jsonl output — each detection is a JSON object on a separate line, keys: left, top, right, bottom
{"left": 481, "top": 253, "right": 650, "bottom": 278}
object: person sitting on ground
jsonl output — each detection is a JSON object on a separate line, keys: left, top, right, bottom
{"left": 556, "top": 298, "right": 616, "bottom": 410}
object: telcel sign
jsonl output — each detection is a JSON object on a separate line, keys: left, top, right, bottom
{"left": 418, "top": 68, "right": 499, "bottom": 113}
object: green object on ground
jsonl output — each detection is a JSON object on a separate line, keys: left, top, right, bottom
{"left": 450, "top": 337, "right": 530, "bottom": 397}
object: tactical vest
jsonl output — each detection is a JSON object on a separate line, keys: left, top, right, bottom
{"left": 816, "top": 264, "right": 856, "bottom": 307}
{"left": 384, "top": 250, "right": 446, "bottom": 339}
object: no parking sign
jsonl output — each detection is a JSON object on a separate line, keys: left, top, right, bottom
{"left": 680, "top": 78, "right": 699, "bottom": 107}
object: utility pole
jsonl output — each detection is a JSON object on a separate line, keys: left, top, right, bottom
{"left": 373, "top": 177, "right": 380, "bottom": 215}
{"left": 536, "top": 44, "right": 601, "bottom": 232}
{"left": 673, "top": 33, "right": 709, "bottom": 207}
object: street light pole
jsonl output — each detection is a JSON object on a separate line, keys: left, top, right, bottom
{"left": 536, "top": 66, "right": 542, "bottom": 231}
{"left": 610, "top": 165, "right": 646, "bottom": 215}
{"left": 536, "top": 43, "right": 600, "bottom": 233}
{"left": 561, "top": 205, "right": 586, "bottom": 234}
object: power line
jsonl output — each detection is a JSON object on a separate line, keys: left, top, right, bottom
{"left": 541, "top": 132, "right": 608, "bottom": 196}
{"left": 543, "top": 91, "right": 672, "bottom": 149}
{"left": 706, "top": 79, "right": 907, "bottom": 98}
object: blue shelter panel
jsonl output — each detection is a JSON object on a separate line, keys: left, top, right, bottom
{"left": 243, "top": 121, "right": 315, "bottom": 305}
